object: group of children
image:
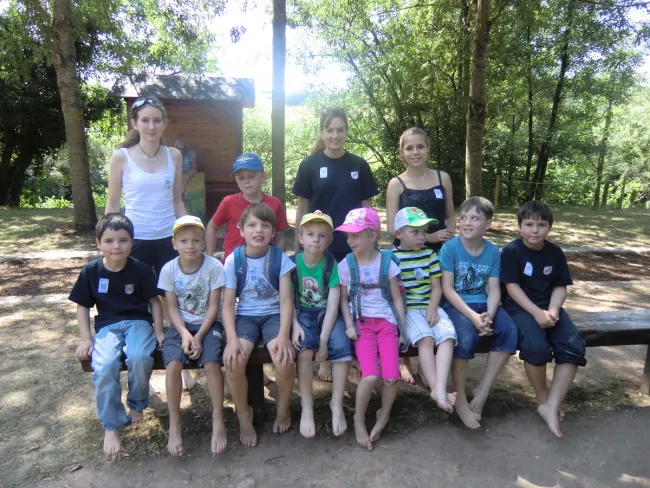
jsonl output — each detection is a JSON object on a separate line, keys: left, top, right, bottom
{"left": 71, "top": 152, "right": 586, "bottom": 457}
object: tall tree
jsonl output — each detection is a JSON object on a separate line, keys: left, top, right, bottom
{"left": 271, "top": 0, "right": 287, "bottom": 206}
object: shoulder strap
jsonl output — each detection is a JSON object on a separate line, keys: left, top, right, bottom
{"left": 289, "top": 253, "right": 301, "bottom": 310}
{"left": 234, "top": 245, "right": 247, "bottom": 297}
{"left": 321, "top": 251, "right": 335, "bottom": 298}
{"left": 268, "top": 246, "right": 283, "bottom": 292}
{"left": 436, "top": 169, "right": 442, "bottom": 186}
{"left": 396, "top": 176, "right": 407, "bottom": 190}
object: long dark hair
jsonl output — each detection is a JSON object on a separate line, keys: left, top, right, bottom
{"left": 119, "top": 97, "right": 167, "bottom": 149}
{"left": 310, "top": 108, "right": 349, "bottom": 155}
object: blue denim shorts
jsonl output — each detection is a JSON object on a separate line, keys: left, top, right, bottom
{"left": 236, "top": 314, "right": 281, "bottom": 347}
{"left": 442, "top": 302, "right": 518, "bottom": 360}
{"left": 296, "top": 307, "right": 353, "bottom": 362}
{"left": 508, "top": 307, "right": 586, "bottom": 366}
{"left": 162, "top": 321, "right": 224, "bottom": 366}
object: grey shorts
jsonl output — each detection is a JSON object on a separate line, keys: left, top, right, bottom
{"left": 406, "top": 307, "right": 457, "bottom": 347}
{"left": 162, "top": 321, "right": 224, "bottom": 367}
{"left": 236, "top": 314, "right": 281, "bottom": 347}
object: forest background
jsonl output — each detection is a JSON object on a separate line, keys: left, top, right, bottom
{"left": 2, "top": 0, "right": 650, "bottom": 216}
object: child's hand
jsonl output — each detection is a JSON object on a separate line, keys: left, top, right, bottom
{"left": 291, "top": 323, "right": 305, "bottom": 350}
{"left": 271, "top": 336, "right": 295, "bottom": 365}
{"left": 315, "top": 342, "right": 328, "bottom": 363}
{"left": 345, "top": 327, "right": 358, "bottom": 341}
{"left": 547, "top": 308, "right": 560, "bottom": 323}
{"left": 188, "top": 336, "right": 202, "bottom": 360}
{"left": 75, "top": 339, "right": 94, "bottom": 361}
{"left": 535, "top": 310, "right": 556, "bottom": 329}
{"left": 181, "top": 332, "right": 193, "bottom": 356}
{"left": 223, "top": 340, "right": 247, "bottom": 371}
{"left": 155, "top": 329, "right": 165, "bottom": 348}
{"left": 426, "top": 306, "right": 440, "bottom": 327}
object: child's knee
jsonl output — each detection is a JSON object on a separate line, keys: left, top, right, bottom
{"left": 274, "top": 362, "right": 295, "bottom": 378}
{"left": 91, "top": 354, "right": 122, "bottom": 374}
{"left": 384, "top": 378, "right": 398, "bottom": 386}
{"left": 166, "top": 360, "right": 184, "bottom": 375}
{"left": 520, "top": 342, "right": 553, "bottom": 366}
{"left": 125, "top": 349, "right": 154, "bottom": 367}
{"left": 416, "top": 336, "right": 434, "bottom": 349}
{"left": 203, "top": 362, "right": 222, "bottom": 374}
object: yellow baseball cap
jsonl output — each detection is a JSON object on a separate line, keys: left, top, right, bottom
{"left": 172, "top": 215, "right": 205, "bottom": 237}
{"left": 300, "top": 210, "right": 333, "bottom": 230}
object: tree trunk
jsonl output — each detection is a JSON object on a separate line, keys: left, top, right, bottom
{"left": 593, "top": 97, "right": 614, "bottom": 209}
{"left": 457, "top": 0, "right": 472, "bottom": 190}
{"left": 617, "top": 178, "right": 626, "bottom": 209}
{"left": 271, "top": 0, "right": 286, "bottom": 207}
{"left": 601, "top": 181, "right": 610, "bottom": 208}
{"left": 52, "top": 0, "right": 97, "bottom": 230}
{"left": 465, "top": 0, "right": 490, "bottom": 198}
{"left": 525, "top": 22, "right": 534, "bottom": 182}
{"left": 0, "top": 138, "right": 17, "bottom": 206}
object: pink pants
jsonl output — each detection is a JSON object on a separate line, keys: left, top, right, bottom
{"left": 354, "top": 317, "right": 400, "bottom": 381}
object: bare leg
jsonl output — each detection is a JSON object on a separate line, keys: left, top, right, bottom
{"left": 524, "top": 362, "right": 565, "bottom": 420}
{"left": 452, "top": 358, "right": 480, "bottom": 429}
{"left": 204, "top": 362, "right": 227, "bottom": 455}
{"left": 416, "top": 337, "right": 437, "bottom": 393}
{"left": 268, "top": 339, "right": 295, "bottom": 435}
{"left": 297, "top": 350, "right": 316, "bottom": 438}
{"left": 400, "top": 357, "right": 416, "bottom": 384}
{"left": 354, "top": 375, "right": 379, "bottom": 450}
{"left": 225, "top": 339, "right": 257, "bottom": 447}
{"left": 369, "top": 380, "right": 398, "bottom": 442}
{"left": 469, "top": 351, "right": 510, "bottom": 417}
{"left": 537, "top": 363, "right": 578, "bottom": 438}
{"left": 166, "top": 360, "right": 184, "bottom": 456}
{"left": 181, "top": 369, "right": 196, "bottom": 390}
{"left": 434, "top": 339, "right": 456, "bottom": 413}
{"left": 103, "top": 430, "right": 121, "bottom": 456}
{"left": 129, "top": 409, "right": 144, "bottom": 423}
{"left": 330, "top": 361, "right": 350, "bottom": 436}
{"left": 318, "top": 361, "right": 333, "bottom": 382}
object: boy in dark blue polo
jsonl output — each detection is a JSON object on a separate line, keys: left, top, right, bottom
{"left": 501, "top": 201, "right": 586, "bottom": 438}
{"left": 70, "top": 214, "right": 164, "bottom": 455}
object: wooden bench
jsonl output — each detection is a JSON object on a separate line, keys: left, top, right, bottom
{"left": 79, "top": 310, "right": 650, "bottom": 421}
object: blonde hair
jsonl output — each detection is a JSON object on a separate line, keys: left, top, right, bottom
{"left": 398, "top": 127, "right": 430, "bottom": 166}
{"left": 311, "top": 108, "right": 349, "bottom": 155}
{"left": 119, "top": 97, "right": 167, "bottom": 149}
{"left": 460, "top": 196, "right": 495, "bottom": 220}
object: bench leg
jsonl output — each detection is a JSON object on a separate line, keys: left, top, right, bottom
{"left": 246, "top": 362, "right": 266, "bottom": 424}
{"left": 642, "top": 345, "right": 650, "bottom": 395}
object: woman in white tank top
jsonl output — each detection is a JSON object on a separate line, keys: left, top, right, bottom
{"left": 105, "top": 97, "right": 187, "bottom": 281}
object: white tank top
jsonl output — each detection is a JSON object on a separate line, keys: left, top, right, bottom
{"left": 122, "top": 146, "right": 176, "bottom": 240}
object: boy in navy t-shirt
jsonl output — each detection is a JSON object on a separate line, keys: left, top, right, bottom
{"left": 501, "top": 200, "right": 586, "bottom": 438}
{"left": 70, "top": 214, "right": 164, "bottom": 456}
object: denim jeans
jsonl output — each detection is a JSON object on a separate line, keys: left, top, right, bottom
{"left": 91, "top": 320, "right": 155, "bottom": 431}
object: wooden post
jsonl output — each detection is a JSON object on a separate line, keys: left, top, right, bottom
{"left": 493, "top": 174, "right": 501, "bottom": 209}
{"left": 246, "top": 362, "right": 266, "bottom": 424}
{"left": 617, "top": 178, "right": 627, "bottom": 209}
{"left": 642, "top": 345, "right": 650, "bottom": 395}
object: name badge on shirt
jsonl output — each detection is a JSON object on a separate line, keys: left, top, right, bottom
{"left": 523, "top": 262, "right": 533, "bottom": 276}
{"left": 176, "top": 279, "right": 184, "bottom": 290}
{"left": 415, "top": 268, "right": 424, "bottom": 280}
{"left": 98, "top": 278, "right": 109, "bottom": 294}
{"left": 320, "top": 167, "right": 328, "bottom": 178}
{"left": 434, "top": 188, "right": 443, "bottom": 199}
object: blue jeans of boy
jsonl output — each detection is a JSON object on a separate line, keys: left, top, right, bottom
{"left": 91, "top": 320, "right": 155, "bottom": 431}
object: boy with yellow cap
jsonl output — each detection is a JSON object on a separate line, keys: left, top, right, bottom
{"left": 291, "top": 210, "right": 353, "bottom": 438}
{"left": 158, "top": 215, "right": 227, "bottom": 457}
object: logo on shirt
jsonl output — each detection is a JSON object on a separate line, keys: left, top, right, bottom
{"left": 543, "top": 266, "right": 553, "bottom": 275}
{"left": 125, "top": 284, "right": 134, "bottom": 294}
{"left": 164, "top": 177, "right": 171, "bottom": 189}
{"left": 350, "top": 171, "right": 359, "bottom": 180}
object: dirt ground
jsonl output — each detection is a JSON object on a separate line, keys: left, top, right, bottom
{"left": 1, "top": 283, "right": 649, "bottom": 488}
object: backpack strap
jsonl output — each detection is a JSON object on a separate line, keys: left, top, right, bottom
{"left": 234, "top": 245, "right": 247, "bottom": 298}
{"left": 379, "top": 250, "right": 409, "bottom": 352}
{"left": 321, "top": 250, "right": 335, "bottom": 299}
{"left": 268, "top": 245, "right": 283, "bottom": 292}
{"left": 289, "top": 253, "right": 301, "bottom": 311}
{"left": 345, "top": 253, "right": 362, "bottom": 337}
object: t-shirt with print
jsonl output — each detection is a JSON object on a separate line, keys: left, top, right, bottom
{"left": 292, "top": 151, "right": 378, "bottom": 254}
{"left": 210, "top": 193, "right": 290, "bottom": 259}
{"left": 392, "top": 247, "right": 441, "bottom": 309}
{"left": 223, "top": 247, "right": 295, "bottom": 316}
{"left": 500, "top": 237, "right": 573, "bottom": 312}
{"left": 294, "top": 253, "right": 340, "bottom": 309}
{"left": 158, "top": 255, "right": 226, "bottom": 325}
{"left": 68, "top": 256, "right": 158, "bottom": 332}
{"left": 438, "top": 236, "right": 500, "bottom": 304}
{"left": 338, "top": 252, "right": 401, "bottom": 324}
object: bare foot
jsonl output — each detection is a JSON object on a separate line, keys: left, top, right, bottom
{"left": 330, "top": 401, "right": 348, "bottom": 436}
{"left": 129, "top": 409, "right": 144, "bottom": 423}
{"left": 432, "top": 389, "right": 457, "bottom": 413}
{"left": 238, "top": 406, "right": 257, "bottom": 447}
{"left": 318, "top": 362, "right": 332, "bottom": 382}
{"left": 369, "top": 408, "right": 390, "bottom": 442}
{"left": 400, "top": 363, "right": 416, "bottom": 385}
{"left": 455, "top": 398, "right": 481, "bottom": 429}
{"left": 537, "top": 393, "right": 565, "bottom": 421}
{"left": 181, "top": 370, "right": 196, "bottom": 390}
{"left": 167, "top": 420, "right": 183, "bottom": 456}
{"left": 538, "top": 403, "right": 563, "bottom": 438}
{"left": 103, "top": 430, "right": 121, "bottom": 456}
{"left": 469, "top": 388, "right": 488, "bottom": 418}
{"left": 273, "top": 407, "right": 292, "bottom": 434}
{"left": 354, "top": 419, "right": 373, "bottom": 450}
{"left": 211, "top": 419, "right": 227, "bottom": 455}
{"left": 300, "top": 408, "right": 316, "bottom": 438}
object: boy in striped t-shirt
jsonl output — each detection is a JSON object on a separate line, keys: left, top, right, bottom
{"left": 393, "top": 207, "right": 458, "bottom": 412}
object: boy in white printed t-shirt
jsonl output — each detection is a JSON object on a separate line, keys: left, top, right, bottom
{"left": 158, "top": 216, "right": 227, "bottom": 457}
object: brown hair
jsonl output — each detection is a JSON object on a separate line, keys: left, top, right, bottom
{"left": 460, "top": 196, "right": 494, "bottom": 220}
{"left": 119, "top": 97, "right": 167, "bottom": 149}
{"left": 517, "top": 200, "right": 554, "bottom": 227}
{"left": 240, "top": 203, "right": 277, "bottom": 230}
{"left": 398, "top": 127, "right": 430, "bottom": 166}
{"left": 310, "top": 108, "right": 349, "bottom": 155}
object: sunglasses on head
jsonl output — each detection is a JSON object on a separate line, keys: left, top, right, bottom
{"left": 132, "top": 97, "right": 163, "bottom": 110}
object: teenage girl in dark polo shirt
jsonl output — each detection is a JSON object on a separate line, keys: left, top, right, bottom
{"left": 293, "top": 108, "right": 379, "bottom": 263}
